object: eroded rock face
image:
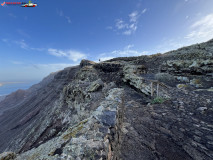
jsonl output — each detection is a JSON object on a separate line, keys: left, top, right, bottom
{"left": 80, "top": 59, "right": 96, "bottom": 68}
{"left": 0, "top": 152, "right": 16, "bottom": 160}
{"left": 161, "top": 59, "right": 213, "bottom": 75}
{"left": 0, "top": 39, "right": 213, "bottom": 160}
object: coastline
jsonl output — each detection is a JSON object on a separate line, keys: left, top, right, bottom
{"left": 0, "top": 81, "right": 35, "bottom": 96}
{"left": 0, "top": 82, "right": 26, "bottom": 85}
{"left": 0, "top": 82, "right": 29, "bottom": 88}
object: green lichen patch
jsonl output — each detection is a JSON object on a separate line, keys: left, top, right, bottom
{"left": 177, "top": 84, "right": 188, "bottom": 89}
{"left": 63, "top": 119, "right": 88, "bottom": 140}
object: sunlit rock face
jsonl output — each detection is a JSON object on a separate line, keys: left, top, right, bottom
{"left": 0, "top": 39, "right": 212, "bottom": 160}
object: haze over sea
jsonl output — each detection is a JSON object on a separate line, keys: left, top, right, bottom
{"left": 0, "top": 81, "right": 37, "bottom": 96}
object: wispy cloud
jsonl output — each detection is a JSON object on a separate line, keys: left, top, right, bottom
{"left": 57, "top": 9, "right": 71, "bottom": 24}
{"left": 185, "top": 13, "right": 213, "bottom": 42}
{"left": 65, "top": 16, "right": 71, "bottom": 23}
{"left": 153, "top": 13, "right": 213, "bottom": 54}
{"left": 142, "top": 8, "right": 147, "bottom": 14}
{"left": 15, "top": 40, "right": 29, "bottom": 50}
{"left": 10, "top": 61, "right": 23, "bottom": 65}
{"left": 111, "top": 9, "right": 147, "bottom": 35}
{"left": 32, "top": 63, "right": 77, "bottom": 70}
{"left": 57, "top": 9, "right": 64, "bottom": 17}
{"left": 14, "top": 39, "right": 45, "bottom": 51}
{"left": 98, "top": 44, "right": 148, "bottom": 61}
{"left": 2, "top": 38, "right": 9, "bottom": 43}
{"left": 115, "top": 19, "right": 128, "bottom": 29}
{"left": 8, "top": 13, "right": 16, "bottom": 18}
{"left": 48, "top": 48, "right": 86, "bottom": 62}
{"left": 17, "top": 29, "right": 31, "bottom": 38}
{"left": 155, "top": 38, "right": 185, "bottom": 54}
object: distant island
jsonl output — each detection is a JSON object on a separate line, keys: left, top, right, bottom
{"left": 0, "top": 82, "right": 26, "bottom": 87}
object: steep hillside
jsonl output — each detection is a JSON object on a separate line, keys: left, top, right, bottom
{"left": 0, "top": 39, "right": 212, "bottom": 160}
{"left": 0, "top": 96, "right": 5, "bottom": 103}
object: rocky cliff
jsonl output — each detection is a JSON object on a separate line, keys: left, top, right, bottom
{"left": 0, "top": 39, "right": 213, "bottom": 160}
{"left": 0, "top": 96, "right": 5, "bottom": 103}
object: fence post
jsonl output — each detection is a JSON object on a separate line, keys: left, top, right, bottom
{"left": 151, "top": 82, "right": 154, "bottom": 97}
{"left": 157, "top": 83, "right": 159, "bottom": 97}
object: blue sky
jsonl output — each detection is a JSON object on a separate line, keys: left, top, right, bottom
{"left": 0, "top": 0, "right": 213, "bottom": 81}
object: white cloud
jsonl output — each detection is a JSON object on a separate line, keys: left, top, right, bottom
{"left": 191, "top": 14, "right": 213, "bottom": 28}
{"left": 106, "top": 26, "right": 113, "bottom": 30}
{"left": 185, "top": 13, "right": 213, "bottom": 43}
{"left": 115, "top": 19, "right": 127, "bottom": 29}
{"left": 99, "top": 57, "right": 115, "bottom": 61}
{"left": 17, "top": 29, "right": 31, "bottom": 38}
{"left": 11, "top": 61, "right": 23, "bottom": 65}
{"left": 2, "top": 39, "right": 9, "bottom": 43}
{"left": 57, "top": 9, "right": 64, "bottom": 17}
{"left": 57, "top": 9, "right": 71, "bottom": 24}
{"left": 153, "top": 13, "right": 213, "bottom": 54}
{"left": 15, "top": 40, "right": 29, "bottom": 50}
{"left": 142, "top": 8, "right": 147, "bottom": 14}
{"left": 65, "top": 16, "right": 71, "bottom": 23}
{"left": 124, "top": 44, "right": 134, "bottom": 50}
{"left": 112, "top": 9, "right": 147, "bottom": 35}
{"left": 13, "top": 39, "right": 44, "bottom": 51}
{"left": 98, "top": 45, "right": 149, "bottom": 61}
{"left": 48, "top": 48, "right": 86, "bottom": 62}
{"left": 111, "top": 49, "right": 148, "bottom": 56}
{"left": 8, "top": 13, "right": 16, "bottom": 18}
{"left": 129, "top": 11, "right": 139, "bottom": 22}
{"left": 155, "top": 38, "right": 185, "bottom": 54}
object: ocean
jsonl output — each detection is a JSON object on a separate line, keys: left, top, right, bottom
{"left": 0, "top": 82, "right": 38, "bottom": 96}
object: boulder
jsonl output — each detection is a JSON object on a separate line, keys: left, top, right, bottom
{"left": 87, "top": 79, "right": 104, "bottom": 92}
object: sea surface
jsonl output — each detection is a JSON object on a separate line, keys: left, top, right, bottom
{"left": 0, "top": 81, "right": 37, "bottom": 96}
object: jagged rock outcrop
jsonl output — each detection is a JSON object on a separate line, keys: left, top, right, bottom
{"left": 0, "top": 39, "right": 213, "bottom": 160}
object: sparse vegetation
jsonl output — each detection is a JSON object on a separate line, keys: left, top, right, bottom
{"left": 177, "top": 84, "right": 188, "bottom": 89}
{"left": 155, "top": 73, "right": 175, "bottom": 83}
{"left": 151, "top": 97, "right": 167, "bottom": 104}
{"left": 194, "top": 79, "right": 201, "bottom": 84}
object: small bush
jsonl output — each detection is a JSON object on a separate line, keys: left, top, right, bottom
{"left": 151, "top": 97, "right": 166, "bottom": 104}
{"left": 155, "top": 73, "right": 175, "bottom": 83}
{"left": 194, "top": 79, "right": 201, "bottom": 84}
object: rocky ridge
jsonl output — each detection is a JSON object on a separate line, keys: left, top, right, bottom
{"left": 0, "top": 39, "right": 213, "bottom": 160}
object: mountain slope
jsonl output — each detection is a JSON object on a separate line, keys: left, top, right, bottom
{"left": 0, "top": 39, "right": 213, "bottom": 160}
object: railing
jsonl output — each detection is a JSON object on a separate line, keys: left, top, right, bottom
{"left": 150, "top": 80, "right": 168, "bottom": 97}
